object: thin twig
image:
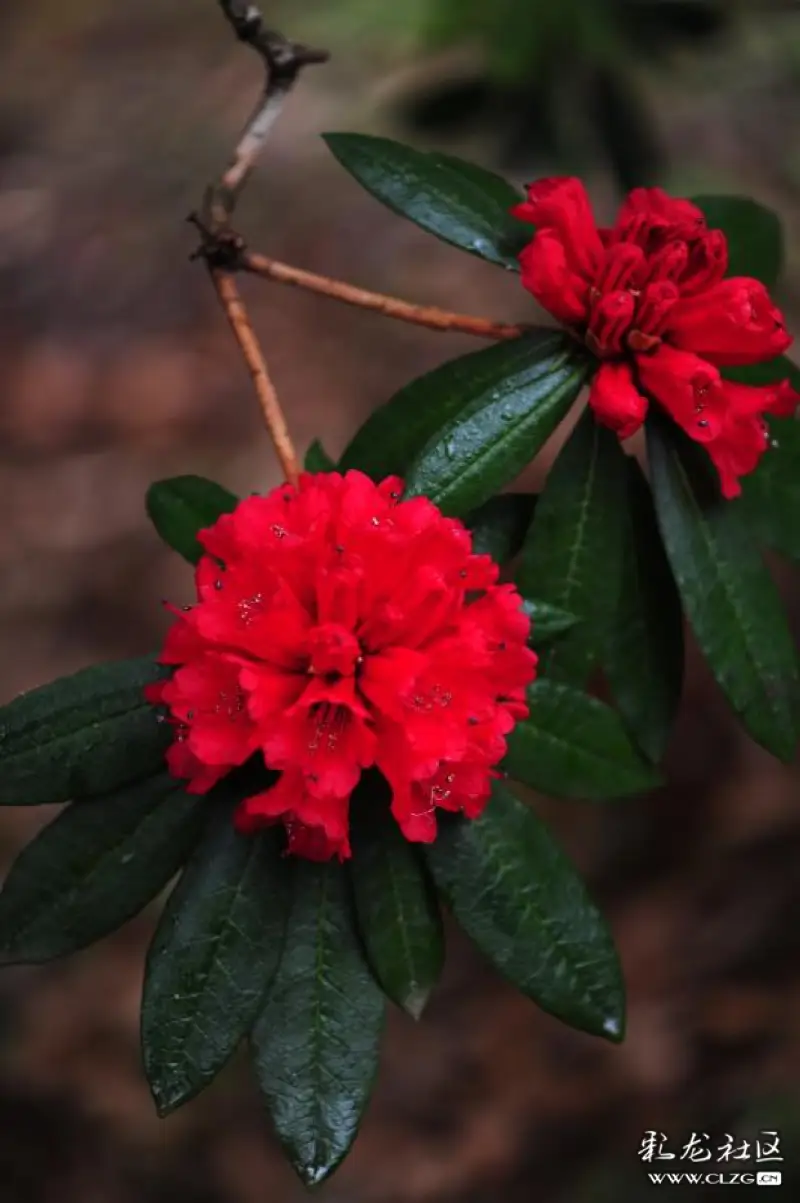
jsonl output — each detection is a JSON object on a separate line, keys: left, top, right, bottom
{"left": 241, "top": 250, "right": 526, "bottom": 341}
{"left": 198, "top": 4, "right": 326, "bottom": 483}
{"left": 210, "top": 269, "right": 300, "bottom": 484}
{"left": 207, "top": 3, "right": 328, "bottom": 227}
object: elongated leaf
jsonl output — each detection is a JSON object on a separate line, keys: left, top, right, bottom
{"left": 146, "top": 475, "right": 238, "bottom": 565}
{"left": 425, "top": 784, "right": 624, "bottom": 1041}
{"left": 647, "top": 417, "right": 800, "bottom": 761}
{"left": 0, "top": 775, "right": 206, "bottom": 964}
{"left": 731, "top": 357, "right": 800, "bottom": 563}
{"left": 342, "top": 336, "right": 554, "bottom": 481}
{"left": 350, "top": 783, "right": 443, "bottom": 1019}
{"left": 466, "top": 493, "right": 537, "bottom": 562}
{"left": 251, "top": 861, "right": 384, "bottom": 1186}
{"left": 304, "top": 439, "right": 336, "bottom": 473}
{"left": 504, "top": 680, "right": 660, "bottom": 799}
{"left": 692, "top": 195, "right": 783, "bottom": 287}
{"left": 324, "top": 133, "right": 528, "bottom": 269}
{"left": 521, "top": 599, "right": 580, "bottom": 647}
{"left": 0, "top": 657, "right": 170, "bottom": 806}
{"left": 142, "top": 811, "right": 291, "bottom": 1116}
{"left": 404, "top": 334, "right": 589, "bottom": 516}
{"left": 604, "top": 459, "right": 684, "bottom": 763}
{"left": 517, "top": 408, "right": 627, "bottom": 685}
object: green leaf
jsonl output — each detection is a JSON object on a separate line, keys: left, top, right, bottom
{"left": 350, "top": 781, "right": 444, "bottom": 1020}
{"left": 647, "top": 416, "right": 800, "bottom": 762}
{"left": 304, "top": 439, "right": 336, "bottom": 473}
{"left": 504, "top": 680, "right": 660, "bottom": 799}
{"left": 146, "top": 475, "right": 238, "bottom": 565}
{"left": 404, "top": 334, "right": 590, "bottom": 516}
{"left": 0, "top": 774, "right": 206, "bottom": 964}
{"left": 731, "top": 357, "right": 800, "bottom": 563}
{"left": 604, "top": 459, "right": 684, "bottom": 763}
{"left": 0, "top": 657, "right": 170, "bottom": 806}
{"left": 691, "top": 195, "right": 783, "bottom": 287}
{"left": 341, "top": 336, "right": 561, "bottom": 481}
{"left": 425, "top": 783, "right": 624, "bottom": 1041}
{"left": 521, "top": 599, "right": 580, "bottom": 647}
{"left": 516, "top": 408, "right": 627, "bottom": 686}
{"left": 466, "top": 493, "right": 537, "bottom": 562}
{"left": 142, "top": 809, "right": 291, "bottom": 1116}
{"left": 323, "top": 133, "right": 528, "bottom": 269}
{"left": 250, "top": 861, "right": 384, "bottom": 1186}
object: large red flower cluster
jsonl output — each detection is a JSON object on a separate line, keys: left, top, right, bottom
{"left": 513, "top": 179, "right": 798, "bottom": 497}
{"left": 147, "top": 472, "right": 536, "bottom": 861}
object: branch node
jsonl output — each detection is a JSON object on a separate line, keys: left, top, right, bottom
{"left": 188, "top": 211, "right": 245, "bottom": 270}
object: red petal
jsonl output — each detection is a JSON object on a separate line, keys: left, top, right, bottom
{"left": 667, "top": 278, "right": 791, "bottom": 367}
{"left": 588, "top": 363, "right": 648, "bottom": 440}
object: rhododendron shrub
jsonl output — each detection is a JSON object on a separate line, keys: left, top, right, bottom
{"left": 0, "top": 24, "right": 799, "bottom": 1191}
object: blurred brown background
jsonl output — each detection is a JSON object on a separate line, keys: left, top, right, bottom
{"left": 2, "top": 2, "right": 800, "bottom": 1200}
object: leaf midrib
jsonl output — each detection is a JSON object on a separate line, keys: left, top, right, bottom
{"left": 3, "top": 788, "right": 179, "bottom": 945}
{"left": 462, "top": 818, "right": 613, "bottom": 1012}
{"left": 672, "top": 451, "right": 795, "bottom": 745}
{"left": 433, "top": 359, "right": 577, "bottom": 504}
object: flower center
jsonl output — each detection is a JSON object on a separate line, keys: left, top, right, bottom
{"left": 308, "top": 623, "right": 362, "bottom": 678}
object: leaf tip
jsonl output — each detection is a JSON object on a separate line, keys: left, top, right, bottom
{"left": 401, "top": 985, "right": 431, "bottom": 1022}
{"left": 147, "top": 1072, "right": 189, "bottom": 1120}
{"left": 600, "top": 1007, "right": 626, "bottom": 1044}
{"left": 293, "top": 1151, "right": 340, "bottom": 1189}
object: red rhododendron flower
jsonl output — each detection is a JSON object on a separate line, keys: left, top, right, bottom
{"left": 146, "top": 471, "right": 537, "bottom": 861}
{"left": 513, "top": 178, "right": 799, "bottom": 498}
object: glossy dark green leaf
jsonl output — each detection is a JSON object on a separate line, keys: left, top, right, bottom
{"left": 350, "top": 783, "right": 443, "bottom": 1019}
{"left": 0, "top": 657, "right": 170, "bottom": 806}
{"left": 516, "top": 408, "right": 627, "bottom": 685}
{"left": 504, "top": 680, "right": 660, "bottom": 799}
{"left": 341, "top": 336, "right": 557, "bottom": 481}
{"left": 404, "top": 334, "right": 589, "bottom": 516}
{"left": 323, "top": 133, "right": 528, "bottom": 269}
{"left": 142, "top": 811, "right": 291, "bottom": 1116}
{"left": 0, "top": 774, "right": 206, "bottom": 964}
{"left": 146, "top": 475, "right": 238, "bottom": 565}
{"left": 692, "top": 195, "right": 783, "bottom": 287}
{"left": 604, "top": 459, "right": 684, "bottom": 763}
{"left": 466, "top": 493, "right": 537, "bottom": 562}
{"left": 304, "top": 439, "right": 337, "bottom": 473}
{"left": 730, "top": 357, "right": 800, "bottom": 563}
{"left": 521, "top": 599, "right": 580, "bottom": 648}
{"left": 251, "top": 861, "right": 384, "bottom": 1187}
{"left": 425, "top": 783, "right": 624, "bottom": 1041}
{"left": 647, "top": 417, "right": 800, "bottom": 762}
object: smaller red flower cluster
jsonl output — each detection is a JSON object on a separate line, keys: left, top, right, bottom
{"left": 513, "top": 178, "right": 798, "bottom": 497}
{"left": 147, "top": 472, "right": 536, "bottom": 861}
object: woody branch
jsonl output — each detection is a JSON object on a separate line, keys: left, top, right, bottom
{"left": 195, "top": 3, "right": 328, "bottom": 486}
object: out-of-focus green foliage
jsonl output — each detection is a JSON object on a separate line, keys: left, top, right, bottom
{"left": 410, "top": 0, "right": 729, "bottom": 189}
